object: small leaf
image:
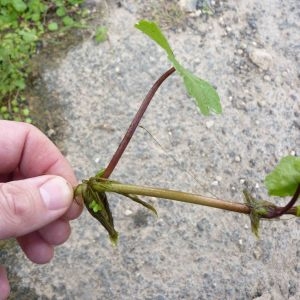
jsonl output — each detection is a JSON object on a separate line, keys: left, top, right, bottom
{"left": 265, "top": 156, "right": 300, "bottom": 197}
{"left": 95, "top": 168, "right": 106, "bottom": 178}
{"left": 94, "top": 26, "right": 108, "bottom": 43}
{"left": 25, "top": 117, "right": 32, "bottom": 124}
{"left": 62, "top": 16, "right": 74, "bottom": 26}
{"left": 89, "top": 199, "right": 103, "bottom": 213}
{"left": 135, "top": 20, "right": 174, "bottom": 59}
{"left": 22, "top": 108, "right": 30, "bottom": 116}
{"left": 15, "top": 79, "right": 25, "bottom": 89}
{"left": 12, "top": 0, "right": 27, "bottom": 12}
{"left": 31, "top": 13, "right": 40, "bottom": 22}
{"left": 19, "top": 30, "right": 38, "bottom": 43}
{"left": 48, "top": 22, "right": 59, "bottom": 31}
{"left": 56, "top": 7, "right": 66, "bottom": 17}
{"left": 135, "top": 20, "right": 222, "bottom": 116}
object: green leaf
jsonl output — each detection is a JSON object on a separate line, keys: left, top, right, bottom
{"left": 62, "top": 16, "right": 74, "bottom": 26}
{"left": 12, "top": 0, "right": 27, "bottom": 12}
{"left": 15, "top": 79, "right": 25, "bottom": 89}
{"left": 265, "top": 156, "right": 300, "bottom": 197}
{"left": 22, "top": 108, "right": 30, "bottom": 116}
{"left": 89, "top": 199, "right": 103, "bottom": 213}
{"left": 48, "top": 22, "right": 58, "bottom": 31}
{"left": 135, "top": 20, "right": 222, "bottom": 116}
{"left": 296, "top": 206, "right": 300, "bottom": 217}
{"left": 135, "top": 20, "right": 174, "bottom": 59}
{"left": 30, "top": 13, "right": 41, "bottom": 22}
{"left": 173, "top": 61, "right": 222, "bottom": 115}
{"left": 56, "top": 7, "right": 66, "bottom": 17}
{"left": 19, "top": 30, "right": 37, "bottom": 43}
{"left": 94, "top": 26, "right": 108, "bottom": 43}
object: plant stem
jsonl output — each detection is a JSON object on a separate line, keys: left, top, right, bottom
{"left": 266, "top": 183, "right": 300, "bottom": 218}
{"left": 92, "top": 181, "right": 251, "bottom": 214}
{"left": 102, "top": 67, "right": 176, "bottom": 179}
{"left": 91, "top": 181, "right": 299, "bottom": 217}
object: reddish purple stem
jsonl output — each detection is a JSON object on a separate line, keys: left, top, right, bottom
{"left": 102, "top": 67, "right": 176, "bottom": 179}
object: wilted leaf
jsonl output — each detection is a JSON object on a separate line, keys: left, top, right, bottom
{"left": 122, "top": 193, "right": 158, "bottom": 216}
{"left": 82, "top": 183, "right": 118, "bottom": 244}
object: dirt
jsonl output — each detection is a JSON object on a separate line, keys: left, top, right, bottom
{"left": 2, "top": 0, "right": 300, "bottom": 299}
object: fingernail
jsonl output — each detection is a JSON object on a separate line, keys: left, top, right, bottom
{"left": 40, "top": 177, "right": 73, "bottom": 210}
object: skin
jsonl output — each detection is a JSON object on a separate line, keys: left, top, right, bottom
{"left": 0, "top": 121, "right": 83, "bottom": 299}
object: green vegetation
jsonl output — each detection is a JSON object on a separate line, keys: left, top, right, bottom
{"left": 0, "top": 0, "right": 87, "bottom": 122}
{"left": 94, "top": 26, "right": 108, "bottom": 43}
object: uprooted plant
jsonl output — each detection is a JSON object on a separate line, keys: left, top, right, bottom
{"left": 74, "top": 20, "right": 300, "bottom": 244}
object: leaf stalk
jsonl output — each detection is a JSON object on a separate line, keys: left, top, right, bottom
{"left": 103, "top": 67, "right": 176, "bottom": 179}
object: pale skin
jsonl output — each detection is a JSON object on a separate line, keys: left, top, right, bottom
{"left": 0, "top": 121, "right": 82, "bottom": 299}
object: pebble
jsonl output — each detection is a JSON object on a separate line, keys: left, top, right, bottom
{"left": 205, "top": 120, "right": 214, "bottom": 128}
{"left": 239, "top": 178, "right": 246, "bottom": 184}
{"left": 249, "top": 48, "right": 273, "bottom": 70}
{"left": 257, "top": 100, "right": 266, "bottom": 107}
{"left": 234, "top": 155, "right": 241, "bottom": 162}
{"left": 211, "top": 180, "right": 219, "bottom": 186}
{"left": 124, "top": 209, "right": 133, "bottom": 216}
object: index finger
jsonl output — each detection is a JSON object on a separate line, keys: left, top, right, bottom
{"left": 0, "top": 121, "right": 76, "bottom": 185}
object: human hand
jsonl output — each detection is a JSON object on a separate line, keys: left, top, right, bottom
{"left": 0, "top": 121, "right": 82, "bottom": 299}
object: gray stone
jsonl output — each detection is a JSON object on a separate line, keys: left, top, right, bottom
{"left": 249, "top": 48, "right": 273, "bottom": 70}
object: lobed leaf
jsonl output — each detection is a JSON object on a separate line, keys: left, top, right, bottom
{"left": 265, "top": 156, "right": 300, "bottom": 197}
{"left": 135, "top": 20, "right": 174, "bottom": 59}
{"left": 135, "top": 20, "right": 222, "bottom": 116}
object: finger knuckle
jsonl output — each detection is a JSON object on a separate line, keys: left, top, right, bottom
{"left": 0, "top": 182, "right": 34, "bottom": 233}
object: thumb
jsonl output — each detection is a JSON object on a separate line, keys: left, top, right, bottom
{"left": 0, "top": 176, "right": 73, "bottom": 239}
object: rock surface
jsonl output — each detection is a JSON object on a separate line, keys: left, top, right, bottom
{"left": 249, "top": 48, "right": 273, "bottom": 71}
{"left": 2, "top": 0, "right": 300, "bottom": 299}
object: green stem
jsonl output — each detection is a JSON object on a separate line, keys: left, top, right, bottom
{"left": 90, "top": 181, "right": 299, "bottom": 217}
{"left": 92, "top": 181, "right": 251, "bottom": 214}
